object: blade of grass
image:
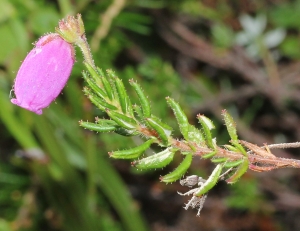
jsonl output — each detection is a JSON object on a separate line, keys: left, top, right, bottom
{"left": 0, "top": 91, "right": 38, "bottom": 148}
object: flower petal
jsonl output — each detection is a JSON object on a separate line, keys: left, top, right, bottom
{"left": 11, "top": 34, "right": 75, "bottom": 114}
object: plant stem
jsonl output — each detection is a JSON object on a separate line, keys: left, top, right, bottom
{"left": 77, "top": 35, "right": 96, "bottom": 69}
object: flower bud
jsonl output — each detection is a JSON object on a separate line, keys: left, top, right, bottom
{"left": 11, "top": 33, "right": 75, "bottom": 115}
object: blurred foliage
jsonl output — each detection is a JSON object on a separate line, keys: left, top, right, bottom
{"left": 225, "top": 178, "right": 264, "bottom": 212}
{"left": 1, "top": 0, "right": 300, "bottom": 230}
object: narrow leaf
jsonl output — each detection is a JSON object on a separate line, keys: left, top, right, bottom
{"left": 222, "top": 110, "right": 247, "bottom": 156}
{"left": 231, "top": 141, "right": 248, "bottom": 156}
{"left": 84, "top": 62, "right": 102, "bottom": 86}
{"left": 79, "top": 120, "right": 116, "bottom": 132}
{"left": 202, "top": 150, "right": 217, "bottom": 159}
{"left": 106, "top": 69, "right": 117, "bottom": 80}
{"left": 166, "top": 97, "right": 189, "bottom": 140}
{"left": 197, "top": 114, "right": 215, "bottom": 149}
{"left": 221, "top": 109, "right": 238, "bottom": 141}
{"left": 224, "top": 159, "right": 244, "bottom": 168}
{"left": 160, "top": 154, "right": 193, "bottom": 183}
{"left": 132, "top": 104, "right": 144, "bottom": 121}
{"left": 146, "top": 117, "right": 172, "bottom": 146}
{"left": 223, "top": 144, "right": 239, "bottom": 152}
{"left": 187, "top": 125, "right": 205, "bottom": 144}
{"left": 84, "top": 88, "right": 117, "bottom": 111}
{"left": 129, "top": 79, "right": 151, "bottom": 118}
{"left": 132, "top": 148, "right": 177, "bottom": 169}
{"left": 226, "top": 158, "right": 249, "bottom": 184}
{"left": 211, "top": 157, "right": 228, "bottom": 163}
{"left": 101, "top": 77, "right": 115, "bottom": 101}
{"left": 195, "top": 164, "right": 223, "bottom": 196}
{"left": 115, "top": 128, "right": 139, "bottom": 136}
{"left": 82, "top": 71, "right": 107, "bottom": 99}
{"left": 109, "top": 138, "right": 155, "bottom": 159}
{"left": 106, "top": 109, "right": 137, "bottom": 130}
{"left": 115, "top": 78, "right": 133, "bottom": 116}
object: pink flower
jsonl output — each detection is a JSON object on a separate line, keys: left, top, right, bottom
{"left": 11, "top": 33, "right": 75, "bottom": 115}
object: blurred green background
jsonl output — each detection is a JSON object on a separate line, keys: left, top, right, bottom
{"left": 1, "top": 0, "right": 300, "bottom": 230}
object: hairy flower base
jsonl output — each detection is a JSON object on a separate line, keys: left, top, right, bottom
{"left": 11, "top": 33, "right": 75, "bottom": 115}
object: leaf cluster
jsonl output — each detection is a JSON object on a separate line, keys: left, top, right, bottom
{"left": 80, "top": 62, "right": 253, "bottom": 199}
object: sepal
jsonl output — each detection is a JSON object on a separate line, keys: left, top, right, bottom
{"left": 56, "top": 14, "right": 85, "bottom": 43}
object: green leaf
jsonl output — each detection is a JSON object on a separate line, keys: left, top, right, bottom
{"left": 84, "top": 87, "right": 117, "bottom": 111}
{"left": 231, "top": 141, "right": 247, "bottom": 157}
{"left": 129, "top": 79, "right": 151, "bottom": 118}
{"left": 187, "top": 125, "right": 205, "bottom": 144}
{"left": 115, "top": 78, "right": 133, "bottom": 116}
{"left": 106, "top": 69, "right": 117, "bottom": 79}
{"left": 223, "top": 144, "right": 239, "bottom": 152}
{"left": 106, "top": 109, "right": 137, "bottom": 130}
{"left": 79, "top": 120, "right": 116, "bottom": 132}
{"left": 224, "top": 159, "right": 244, "bottom": 168}
{"left": 132, "top": 148, "right": 177, "bottom": 169}
{"left": 146, "top": 116, "right": 172, "bottom": 146}
{"left": 166, "top": 97, "right": 189, "bottom": 140}
{"left": 160, "top": 153, "right": 193, "bottom": 183}
{"left": 84, "top": 62, "right": 102, "bottom": 84}
{"left": 114, "top": 128, "right": 139, "bottom": 136}
{"left": 109, "top": 138, "right": 155, "bottom": 159}
{"left": 226, "top": 158, "right": 249, "bottom": 184}
{"left": 221, "top": 109, "right": 238, "bottom": 141}
{"left": 202, "top": 150, "right": 217, "bottom": 159}
{"left": 82, "top": 71, "right": 107, "bottom": 99}
{"left": 132, "top": 105, "right": 144, "bottom": 121}
{"left": 101, "top": 77, "right": 115, "bottom": 101}
{"left": 195, "top": 164, "right": 223, "bottom": 196}
{"left": 197, "top": 114, "right": 215, "bottom": 149}
{"left": 211, "top": 157, "right": 228, "bottom": 163}
{"left": 221, "top": 110, "right": 247, "bottom": 156}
